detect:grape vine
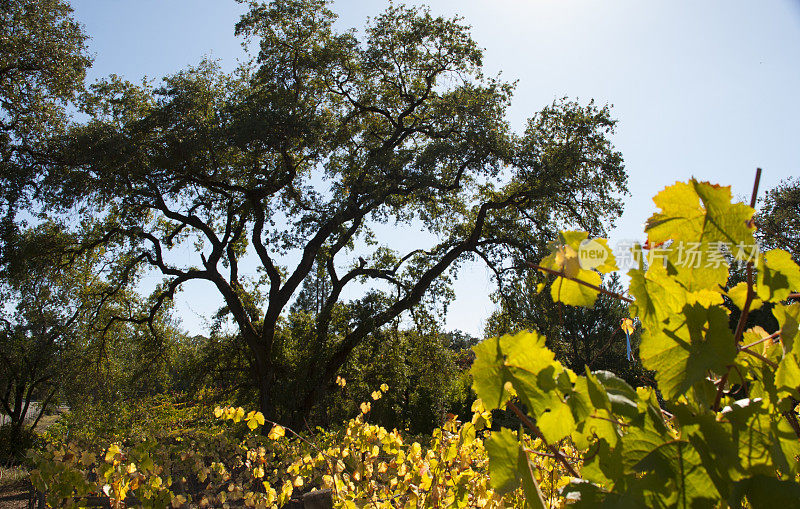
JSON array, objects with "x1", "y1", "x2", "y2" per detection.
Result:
[{"x1": 473, "y1": 175, "x2": 800, "y2": 507}]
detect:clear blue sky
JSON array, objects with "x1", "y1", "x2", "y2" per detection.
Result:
[{"x1": 70, "y1": 0, "x2": 800, "y2": 338}]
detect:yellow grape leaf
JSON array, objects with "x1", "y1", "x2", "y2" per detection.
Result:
[
  {"x1": 105, "y1": 444, "x2": 122, "y2": 463},
  {"x1": 645, "y1": 179, "x2": 755, "y2": 248},
  {"x1": 360, "y1": 401, "x2": 371, "y2": 413},
  {"x1": 727, "y1": 282, "x2": 763, "y2": 312},
  {"x1": 554, "y1": 244, "x2": 581, "y2": 278},
  {"x1": 336, "y1": 376, "x2": 346, "y2": 387},
  {"x1": 380, "y1": 383, "x2": 389, "y2": 392},
  {"x1": 538, "y1": 231, "x2": 614, "y2": 307},
  {"x1": 371, "y1": 391, "x2": 382, "y2": 400},
  {"x1": 268, "y1": 424, "x2": 285, "y2": 440},
  {"x1": 245, "y1": 411, "x2": 265, "y2": 430},
  {"x1": 232, "y1": 406, "x2": 245, "y2": 423},
  {"x1": 213, "y1": 406, "x2": 224, "y2": 418}
]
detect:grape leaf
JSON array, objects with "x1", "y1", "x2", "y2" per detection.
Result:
[
  {"x1": 633, "y1": 439, "x2": 718, "y2": 508},
  {"x1": 539, "y1": 231, "x2": 613, "y2": 307},
  {"x1": 727, "y1": 282, "x2": 763, "y2": 312},
  {"x1": 628, "y1": 265, "x2": 684, "y2": 329},
  {"x1": 485, "y1": 428, "x2": 520, "y2": 494},
  {"x1": 537, "y1": 401, "x2": 575, "y2": 443},
  {"x1": 645, "y1": 180, "x2": 755, "y2": 249},
  {"x1": 639, "y1": 303, "x2": 736, "y2": 399},
  {"x1": 663, "y1": 241, "x2": 729, "y2": 293},
  {"x1": 775, "y1": 353, "x2": 800, "y2": 400},
  {"x1": 731, "y1": 475, "x2": 800, "y2": 507},
  {"x1": 774, "y1": 303, "x2": 800, "y2": 355},
  {"x1": 471, "y1": 330, "x2": 567, "y2": 417},
  {"x1": 757, "y1": 249, "x2": 800, "y2": 303},
  {"x1": 518, "y1": 447, "x2": 548, "y2": 509}
]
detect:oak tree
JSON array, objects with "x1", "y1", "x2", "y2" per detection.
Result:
[
  {"x1": 45, "y1": 0, "x2": 627, "y2": 424},
  {"x1": 0, "y1": 0, "x2": 91, "y2": 262}
]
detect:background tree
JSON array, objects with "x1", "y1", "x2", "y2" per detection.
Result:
[
  {"x1": 296, "y1": 307, "x2": 477, "y2": 433},
  {"x1": 756, "y1": 177, "x2": 799, "y2": 261},
  {"x1": 0, "y1": 224, "x2": 81, "y2": 433},
  {"x1": 0, "y1": 0, "x2": 91, "y2": 264},
  {"x1": 44, "y1": 0, "x2": 627, "y2": 425},
  {"x1": 0, "y1": 223, "x2": 180, "y2": 434}
]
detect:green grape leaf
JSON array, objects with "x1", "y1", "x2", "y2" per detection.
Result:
[
  {"x1": 756, "y1": 249, "x2": 800, "y2": 303},
  {"x1": 730, "y1": 475, "x2": 800, "y2": 507},
  {"x1": 727, "y1": 282, "x2": 763, "y2": 312},
  {"x1": 720, "y1": 398, "x2": 786, "y2": 475},
  {"x1": 774, "y1": 303, "x2": 800, "y2": 355},
  {"x1": 633, "y1": 439, "x2": 719, "y2": 508},
  {"x1": 518, "y1": 447, "x2": 548, "y2": 509},
  {"x1": 559, "y1": 480, "x2": 608, "y2": 507},
  {"x1": 485, "y1": 428, "x2": 520, "y2": 494},
  {"x1": 567, "y1": 378, "x2": 595, "y2": 423},
  {"x1": 583, "y1": 409, "x2": 621, "y2": 449},
  {"x1": 639, "y1": 303, "x2": 736, "y2": 399},
  {"x1": 593, "y1": 370, "x2": 639, "y2": 419},
  {"x1": 772, "y1": 412, "x2": 800, "y2": 477},
  {"x1": 470, "y1": 335, "x2": 514, "y2": 411},
  {"x1": 471, "y1": 331, "x2": 568, "y2": 419},
  {"x1": 645, "y1": 179, "x2": 755, "y2": 249},
  {"x1": 585, "y1": 368, "x2": 611, "y2": 412},
  {"x1": 628, "y1": 265, "x2": 685, "y2": 329},
  {"x1": 672, "y1": 403, "x2": 743, "y2": 497},
  {"x1": 538, "y1": 401, "x2": 575, "y2": 443},
  {"x1": 663, "y1": 241, "x2": 729, "y2": 293},
  {"x1": 581, "y1": 439, "x2": 625, "y2": 487},
  {"x1": 775, "y1": 353, "x2": 800, "y2": 400}
]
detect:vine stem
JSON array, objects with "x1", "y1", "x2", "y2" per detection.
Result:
[
  {"x1": 739, "y1": 330, "x2": 781, "y2": 351},
  {"x1": 508, "y1": 401, "x2": 581, "y2": 478},
  {"x1": 713, "y1": 168, "x2": 762, "y2": 412},
  {"x1": 738, "y1": 346, "x2": 778, "y2": 369},
  {"x1": 526, "y1": 262, "x2": 633, "y2": 303},
  {"x1": 732, "y1": 261, "x2": 756, "y2": 344}
]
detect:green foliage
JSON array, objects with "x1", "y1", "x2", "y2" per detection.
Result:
[
  {"x1": 0, "y1": 422, "x2": 40, "y2": 464},
  {"x1": 189, "y1": 305, "x2": 476, "y2": 434},
  {"x1": 46, "y1": 393, "x2": 220, "y2": 447},
  {"x1": 322, "y1": 323, "x2": 475, "y2": 434},
  {"x1": 473, "y1": 178, "x2": 800, "y2": 507},
  {"x1": 0, "y1": 219, "x2": 190, "y2": 438},
  {"x1": 757, "y1": 177, "x2": 800, "y2": 261},
  {"x1": 0, "y1": 0, "x2": 91, "y2": 260}
]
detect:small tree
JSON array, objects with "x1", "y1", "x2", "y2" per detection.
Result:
[{"x1": 0, "y1": 224, "x2": 85, "y2": 432}]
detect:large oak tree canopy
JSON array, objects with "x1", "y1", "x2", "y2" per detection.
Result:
[
  {"x1": 45, "y1": 0, "x2": 627, "y2": 423},
  {"x1": 0, "y1": 0, "x2": 92, "y2": 262}
]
